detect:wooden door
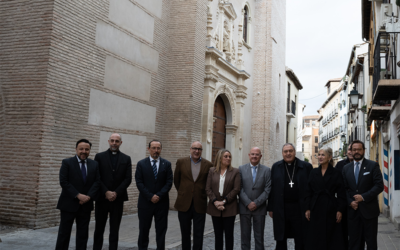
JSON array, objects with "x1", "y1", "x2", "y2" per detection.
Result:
[{"x1": 212, "y1": 96, "x2": 226, "y2": 163}]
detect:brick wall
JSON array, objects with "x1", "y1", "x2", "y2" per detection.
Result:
[
  {"x1": 0, "y1": 0, "x2": 54, "y2": 228},
  {"x1": 161, "y1": 0, "x2": 208, "y2": 207}
]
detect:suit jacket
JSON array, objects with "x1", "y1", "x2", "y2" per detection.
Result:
[
  {"x1": 238, "y1": 163, "x2": 271, "y2": 215},
  {"x1": 174, "y1": 157, "x2": 213, "y2": 213},
  {"x1": 94, "y1": 150, "x2": 132, "y2": 202},
  {"x1": 342, "y1": 158, "x2": 384, "y2": 219},
  {"x1": 56, "y1": 156, "x2": 101, "y2": 213},
  {"x1": 267, "y1": 158, "x2": 313, "y2": 241},
  {"x1": 335, "y1": 157, "x2": 351, "y2": 174},
  {"x1": 135, "y1": 157, "x2": 173, "y2": 210},
  {"x1": 205, "y1": 167, "x2": 241, "y2": 217}
]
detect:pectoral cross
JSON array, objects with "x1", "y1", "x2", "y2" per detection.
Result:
[{"x1": 289, "y1": 181, "x2": 294, "y2": 188}]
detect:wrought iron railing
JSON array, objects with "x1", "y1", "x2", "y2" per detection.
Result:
[
  {"x1": 349, "y1": 125, "x2": 365, "y2": 144},
  {"x1": 373, "y1": 32, "x2": 395, "y2": 105}
]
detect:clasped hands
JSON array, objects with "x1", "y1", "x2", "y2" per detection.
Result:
[
  {"x1": 247, "y1": 201, "x2": 257, "y2": 212},
  {"x1": 106, "y1": 191, "x2": 117, "y2": 202},
  {"x1": 350, "y1": 194, "x2": 364, "y2": 210},
  {"x1": 77, "y1": 193, "x2": 91, "y2": 205},
  {"x1": 151, "y1": 194, "x2": 160, "y2": 204},
  {"x1": 305, "y1": 210, "x2": 342, "y2": 223},
  {"x1": 214, "y1": 200, "x2": 225, "y2": 211}
]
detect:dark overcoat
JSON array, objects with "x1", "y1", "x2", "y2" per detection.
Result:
[
  {"x1": 267, "y1": 158, "x2": 313, "y2": 241},
  {"x1": 305, "y1": 165, "x2": 346, "y2": 250}
]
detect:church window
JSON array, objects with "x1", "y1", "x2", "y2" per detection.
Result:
[{"x1": 243, "y1": 6, "x2": 249, "y2": 42}]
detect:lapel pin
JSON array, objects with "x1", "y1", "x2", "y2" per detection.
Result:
[{"x1": 364, "y1": 167, "x2": 366, "y2": 169}]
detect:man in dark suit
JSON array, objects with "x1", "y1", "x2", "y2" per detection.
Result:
[
  {"x1": 335, "y1": 143, "x2": 362, "y2": 250},
  {"x1": 342, "y1": 140, "x2": 384, "y2": 250},
  {"x1": 267, "y1": 143, "x2": 313, "y2": 250},
  {"x1": 239, "y1": 147, "x2": 271, "y2": 250},
  {"x1": 174, "y1": 141, "x2": 213, "y2": 250},
  {"x1": 135, "y1": 140, "x2": 173, "y2": 250},
  {"x1": 93, "y1": 133, "x2": 132, "y2": 250},
  {"x1": 55, "y1": 139, "x2": 100, "y2": 250}
]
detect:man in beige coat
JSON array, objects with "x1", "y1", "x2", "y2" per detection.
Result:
[{"x1": 174, "y1": 141, "x2": 213, "y2": 250}]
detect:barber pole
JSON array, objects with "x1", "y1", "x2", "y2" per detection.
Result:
[{"x1": 383, "y1": 145, "x2": 389, "y2": 207}]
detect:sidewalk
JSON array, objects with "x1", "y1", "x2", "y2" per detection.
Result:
[
  {"x1": 0, "y1": 213, "x2": 399, "y2": 250},
  {"x1": 0, "y1": 211, "x2": 214, "y2": 250}
]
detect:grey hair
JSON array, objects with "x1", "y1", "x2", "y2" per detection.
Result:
[
  {"x1": 282, "y1": 143, "x2": 296, "y2": 151},
  {"x1": 319, "y1": 147, "x2": 334, "y2": 166}
]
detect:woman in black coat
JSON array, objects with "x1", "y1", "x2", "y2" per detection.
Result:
[{"x1": 305, "y1": 147, "x2": 346, "y2": 250}]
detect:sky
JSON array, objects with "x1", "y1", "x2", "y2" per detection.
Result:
[{"x1": 286, "y1": 0, "x2": 364, "y2": 116}]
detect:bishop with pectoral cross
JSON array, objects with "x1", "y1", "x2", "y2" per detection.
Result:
[{"x1": 267, "y1": 143, "x2": 313, "y2": 250}]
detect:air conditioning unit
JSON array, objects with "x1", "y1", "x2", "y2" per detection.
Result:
[{"x1": 380, "y1": 4, "x2": 393, "y2": 29}]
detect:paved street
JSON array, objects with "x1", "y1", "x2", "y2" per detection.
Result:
[{"x1": 0, "y1": 212, "x2": 398, "y2": 250}]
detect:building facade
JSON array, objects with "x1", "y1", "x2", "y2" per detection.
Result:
[
  {"x1": 301, "y1": 115, "x2": 319, "y2": 168},
  {"x1": 361, "y1": 0, "x2": 400, "y2": 228},
  {"x1": 0, "y1": 0, "x2": 287, "y2": 228},
  {"x1": 318, "y1": 78, "x2": 343, "y2": 165},
  {"x1": 285, "y1": 67, "x2": 303, "y2": 148}
]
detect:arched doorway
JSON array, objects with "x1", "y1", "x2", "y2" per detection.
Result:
[{"x1": 212, "y1": 96, "x2": 226, "y2": 163}]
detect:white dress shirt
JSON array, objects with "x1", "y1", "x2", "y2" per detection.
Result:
[
  {"x1": 219, "y1": 170, "x2": 227, "y2": 196},
  {"x1": 149, "y1": 156, "x2": 160, "y2": 172},
  {"x1": 76, "y1": 155, "x2": 88, "y2": 176}
]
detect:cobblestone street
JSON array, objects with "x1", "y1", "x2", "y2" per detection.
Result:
[{"x1": 3, "y1": 212, "x2": 399, "y2": 250}]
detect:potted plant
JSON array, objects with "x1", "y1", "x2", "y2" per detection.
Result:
[{"x1": 360, "y1": 105, "x2": 367, "y2": 113}]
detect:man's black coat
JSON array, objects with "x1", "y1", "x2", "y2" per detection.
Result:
[
  {"x1": 342, "y1": 158, "x2": 384, "y2": 219},
  {"x1": 135, "y1": 157, "x2": 173, "y2": 210},
  {"x1": 335, "y1": 157, "x2": 351, "y2": 173},
  {"x1": 56, "y1": 156, "x2": 100, "y2": 212},
  {"x1": 94, "y1": 150, "x2": 132, "y2": 202},
  {"x1": 267, "y1": 158, "x2": 313, "y2": 241}
]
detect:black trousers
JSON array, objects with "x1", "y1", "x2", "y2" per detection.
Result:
[
  {"x1": 55, "y1": 208, "x2": 91, "y2": 250},
  {"x1": 178, "y1": 201, "x2": 206, "y2": 250},
  {"x1": 348, "y1": 209, "x2": 378, "y2": 250},
  {"x1": 276, "y1": 202, "x2": 304, "y2": 250},
  {"x1": 211, "y1": 215, "x2": 236, "y2": 250},
  {"x1": 93, "y1": 200, "x2": 124, "y2": 250},
  {"x1": 138, "y1": 207, "x2": 168, "y2": 250}
]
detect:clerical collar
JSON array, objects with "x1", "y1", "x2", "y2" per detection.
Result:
[
  {"x1": 284, "y1": 161, "x2": 295, "y2": 166},
  {"x1": 108, "y1": 149, "x2": 119, "y2": 155}
]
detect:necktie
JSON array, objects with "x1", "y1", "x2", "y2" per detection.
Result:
[
  {"x1": 152, "y1": 160, "x2": 157, "y2": 179},
  {"x1": 252, "y1": 166, "x2": 257, "y2": 183},
  {"x1": 80, "y1": 161, "x2": 87, "y2": 183},
  {"x1": 355, "y1": 162, "x2": 360, "y2": 184}
]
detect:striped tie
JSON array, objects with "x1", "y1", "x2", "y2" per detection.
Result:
[{"x1": 152, "y1": 160, "x2": 157, "y2": 179}]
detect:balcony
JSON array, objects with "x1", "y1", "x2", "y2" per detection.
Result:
[
  {"x1": 334, "y1": 151, "x2": 339, "y2": 158},
  {"x1": 334, "y1": 109, "x2": 338, "y2": 115},
  {"x1": 349, "y1": 125, "x2": 365, "y2": 144},
  {"x1": 340, "y1": 125, "x2": 344, "y2": 133},
  {"x1": 286, "y1": 99, "x2": 296, "y2": 119},
  {"x1": 334, "y1": 127, "x2": 339, "y2": 135},
  {"x1": 370, "y1": 32, "x2": 395, "y2": 121}
]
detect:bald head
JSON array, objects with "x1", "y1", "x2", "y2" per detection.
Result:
[
  {"x1": 108, "y1": 133, "x2": 122, "y2": 152},
  {"x1": 248, "y1": 147, "x2": 262, "y2": 165}
]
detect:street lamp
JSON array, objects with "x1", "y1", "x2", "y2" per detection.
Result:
[
  {"x1": 341, "y1": 134, "x2": 346, "y2": 143},
  {"x1": 349, "y1": 89, "x2": 359, "y2": 108}
]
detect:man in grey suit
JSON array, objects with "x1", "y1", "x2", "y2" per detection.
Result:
[{"x1": 239, "y1": 147, "x2": 271, "y2": 250}]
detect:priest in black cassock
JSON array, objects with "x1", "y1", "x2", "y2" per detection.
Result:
[
  {"x1": 267, "y1": 143, "x2": 313, "y2": 250},
  {"x1": 305, "y1": 147, "x2": 346, "y2": 250}
]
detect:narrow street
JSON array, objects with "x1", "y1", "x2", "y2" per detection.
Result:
[{"x1": 1, "y1": 211, "x2": 398, "y2": 250}]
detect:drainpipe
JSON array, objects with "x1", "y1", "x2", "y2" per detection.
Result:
[{"x1": 375, "y1": 121, "x2": 381, "y2": 162}]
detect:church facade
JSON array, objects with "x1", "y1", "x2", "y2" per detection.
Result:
[{"x1": 0, "y1": 0, "x2": 286, "y2": 228}]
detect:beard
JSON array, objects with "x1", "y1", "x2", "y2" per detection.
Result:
[{"x1": 353, "y1": 153, "x2": 364, "y2": 161}]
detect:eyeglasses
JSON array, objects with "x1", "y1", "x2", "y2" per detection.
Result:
[{"x1": 191, "y1": 147, "x2": 203, "y2": 151}]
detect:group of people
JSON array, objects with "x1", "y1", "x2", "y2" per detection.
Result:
[{"x1": 54, "y1": 133, "x2": 384, "y2": 250}]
